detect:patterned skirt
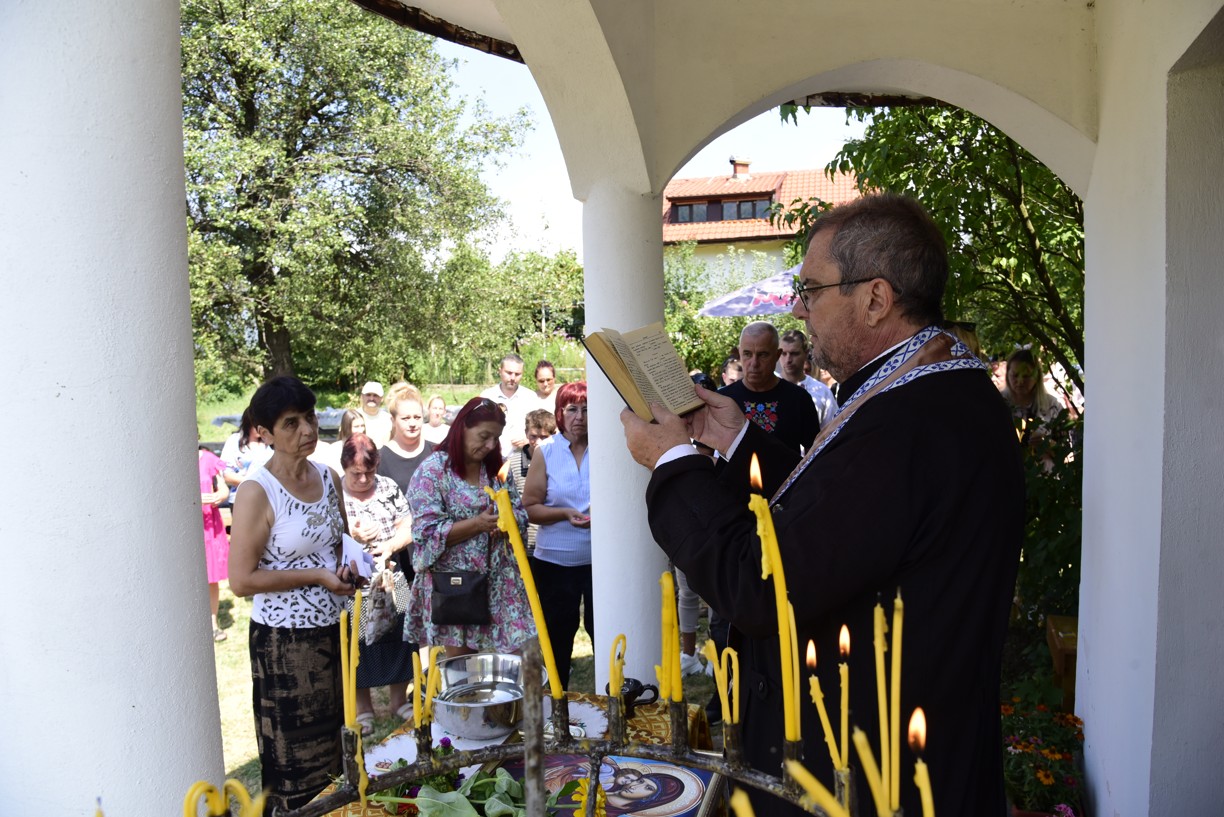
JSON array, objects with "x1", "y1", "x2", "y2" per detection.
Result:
[
  {"x1": 356, "y1": 611, "x2": 416, "y2": 688},
  {"x1": 249, "y1": 621, "x2": 342, "y2": 812}
]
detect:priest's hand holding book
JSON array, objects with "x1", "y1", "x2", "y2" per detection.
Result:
[{"x1": 620, "y1": 384, "x2": 747, "y2": 470}]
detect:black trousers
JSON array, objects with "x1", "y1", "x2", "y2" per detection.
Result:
[{"x1": 528, "y1": 557, "x2": 593, "y2": 689}]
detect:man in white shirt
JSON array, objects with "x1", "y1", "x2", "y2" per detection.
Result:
[
  {"x1": 480, "y1": 354, "x2": 541, "y2": 456},
  {"x1": 358, "y1": 380, "x2": 392, "y2": 446},
  {"x1": 777, "y1": 329, "x2": 838, "y2": 427}
]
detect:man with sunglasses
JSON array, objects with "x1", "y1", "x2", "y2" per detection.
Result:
[{"x1": 621, "y1": 194, "x2": 1024, "y2": 817}]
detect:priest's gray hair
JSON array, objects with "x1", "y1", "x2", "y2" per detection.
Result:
[{"x1": 808, "y1": 194, "x2": 947, "y2": 326}]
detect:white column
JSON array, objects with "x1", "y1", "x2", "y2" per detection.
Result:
[
  {"x1": 582, "y1": 180, "x2": 670, "y2": 693},
  {"x1": 0, "y1": 3, "x2": 224, "y2": 815}
]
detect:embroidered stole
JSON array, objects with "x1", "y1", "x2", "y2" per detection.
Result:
[{"x1": 770, "y1": 326, "x2": 986, "y2": 506}]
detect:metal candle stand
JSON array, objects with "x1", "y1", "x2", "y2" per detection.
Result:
[{"x1": 282, "y1": 638, "x2": 853, "y2": 817}]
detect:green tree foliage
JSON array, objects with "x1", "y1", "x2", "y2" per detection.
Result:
[
  {"x1": 407, "y1": 247, "x2": 585, "y2": 385},
  {"x1": 182, "y1": 0, "x2": 528, "y2": 396},
  {"x1": 777, "y1": 106, "x2": 1085, "y2": 394}
]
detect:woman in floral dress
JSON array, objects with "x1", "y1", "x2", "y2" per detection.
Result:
[{"x1": 405, "y1": 397, "x2": 536, "y2": 657}]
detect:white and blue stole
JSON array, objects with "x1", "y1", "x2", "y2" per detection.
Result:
[{"x1": 771, "y1": 326, "x2": 986, "y2": 506}]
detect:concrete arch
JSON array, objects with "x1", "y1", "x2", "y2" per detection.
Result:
[{"x1": 664, "y1": 58, "x2": 1097, "y2": 197}]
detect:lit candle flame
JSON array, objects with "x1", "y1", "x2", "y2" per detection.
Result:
[
  {"x1": 908, "y1": 707, "x2": 927, "y2": 753},
  {"x1": 839, "y1": 625, "x2": 850, "y2": 657},
  {"x1": 749, "y1": 454, "x2": 762, "y2": 491},
  {"x1": 497, "y1": 461, "x2": 510, "y2": 482},
  {"x1": 806, "y1": 639, "x2": 817, "y2": 669}
]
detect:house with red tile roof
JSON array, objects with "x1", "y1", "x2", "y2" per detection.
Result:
[{"x1": 662, "y1": 156, "x2": 860, "y2": 278}]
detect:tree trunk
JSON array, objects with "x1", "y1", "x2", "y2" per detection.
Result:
[{"x1": 257, "y1": 310, "x2": 295, "y2": 378}]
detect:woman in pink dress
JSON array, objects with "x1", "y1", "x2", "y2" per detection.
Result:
[{"x1": 199, "y1": 443, "x2": 231, "y2": 641}]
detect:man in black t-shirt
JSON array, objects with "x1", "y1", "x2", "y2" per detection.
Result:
[{"x1": 718, "y1": 321, "x2": 820, "y2": 453}]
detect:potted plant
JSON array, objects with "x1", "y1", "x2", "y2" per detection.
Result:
[{"x1": 1001, "y1": 697, "x2": 1085, "y2": 816}]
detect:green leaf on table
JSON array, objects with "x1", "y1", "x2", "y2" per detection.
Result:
[
  {"x1": 481, "y1": 791, "x2": 521, "y2": 817},
  {"x1": 411, "y1": 785, "x2": 480, "y2": 817}
]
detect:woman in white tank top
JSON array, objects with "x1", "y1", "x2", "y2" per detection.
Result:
[{"x1": 228, "y1": 377, "x2": 364, "y2": 812}]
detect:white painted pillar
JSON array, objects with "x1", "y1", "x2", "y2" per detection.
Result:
[
  {"x1": 0, "y1": 3, "x2": 224, "y2": 815},
  {"x1": 582, "y1": 180, "x2": 670, "y2": 693}
]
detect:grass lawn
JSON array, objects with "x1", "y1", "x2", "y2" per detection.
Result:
[{"x1": 213, "y1": 583, "x2": 718, "y2": 794}]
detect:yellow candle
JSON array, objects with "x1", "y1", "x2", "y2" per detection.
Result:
[
  {"x1": 890, "y1": 591, "x2": 904, "y2": 811},
  {"x1": 422, "y1": 646, "x2": 444, "y2": 723},
  {"x1": 852, "y1": 726, "x2": 889, "y2": 817},
  {"x1": 223, "y1": 779, "x2": 267, "y2": 817},
  {"x1": 339, "y1": 609, "x2": 352, "y2": 725},
  {"x1": 95, "y1": 798, "x2": 104, "y2": 817},
  {"x1": 729, "y1": 789, "x2": 757, "y2": 817},
  {"x1": 789, "y1": 602, "x2": 801, "y2": 738},
  {"x1": 609, "y1": 634, "x2": 626, "y2": 699},
  {"x1": 661, "y1": 571, "x2": 683, "y2": 702},
  {"x1": 839, "y1": 625, "x2": 850, "y2": 772},
  {"x1": 702, "y1": 639, "x2": 730, "y2": 725},
  {"x1": 412, "y1": 651, "x2": 424, "y2": 728},
  {"x1": 729, "y1": 647, "x2": 741, "y2": 724},
  {"x1": 183, "y1": 781, "x2": 219, "y2": 817},
  {"x1": 784, "y1": 759, "x2": 851, "y2": 817},
  {"x1": 914, "y1": 758, "x2": 935, "y2": 817},
  {"x1": 658, "y1": 572, "x2": 673, "y2": 701},
  {"x1": 486, "y1": 481, "x2": 563, "y2": 698},
  {"x1": 748, "y1": 455, "x2": 797, "y2": 741},
  {"x1": 806, "y1": 640, "x2": 842, "y2": 768},
  {"x1": 910, "y1": 708, "x2": 935, "y2": 817},
  {"x1": 873, "y1": 602, "x2": 890, "y2": 797},
  {"x1": 350, "y1": 589, "x2": 363, "y2": 728}
]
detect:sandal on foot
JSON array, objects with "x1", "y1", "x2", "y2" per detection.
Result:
[
  {"x1": 355, "y1": 711, "x2": 375, "y2": 736},
  {"x1": 395, "y1": 703, "x2": 414, "y2": 722},
  {"x1": 213, "y1": 628, "x2": 227, "y2": 643}
]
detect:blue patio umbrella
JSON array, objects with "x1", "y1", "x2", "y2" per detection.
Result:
[{"x1": 696, "y1": 264, "x2": 799, "y2": 317}]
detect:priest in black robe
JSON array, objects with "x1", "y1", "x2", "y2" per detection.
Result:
[{"x1": 621, "y1": 194, "x2": 1024, "y2": 817}]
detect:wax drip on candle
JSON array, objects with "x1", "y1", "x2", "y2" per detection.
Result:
[{"x1": 807, "y1": 639, "x2": 842, "y2": 768}]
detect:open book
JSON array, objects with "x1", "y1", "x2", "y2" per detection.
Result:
[{"x1": 583, "y1": 322, "x2": 704, "y2": 421}]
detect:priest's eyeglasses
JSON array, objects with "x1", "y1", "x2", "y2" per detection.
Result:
[{"x1": 790, "y1": 275, "x2": 900, "y2": 309}]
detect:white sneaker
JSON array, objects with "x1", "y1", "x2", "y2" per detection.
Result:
[{"x1": 680, "y1": 653, "x2": 707, "y2": 677}]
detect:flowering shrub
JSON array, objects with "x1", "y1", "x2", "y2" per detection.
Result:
[{"x1": 1001, "y1": 698, "x2": 1084, "y2": 814}]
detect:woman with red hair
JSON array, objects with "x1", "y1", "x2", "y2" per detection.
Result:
[
  {"x1": 403, "y1": 397, "x2": 536, "y2": 657},
  {"x1": 522, "y1": 381, "x2": 592, "y2": 688}
]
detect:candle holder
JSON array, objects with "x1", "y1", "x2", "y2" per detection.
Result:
[
  {"x1": 669, "y1": 698, "x2": 689, "y2": 756},
  {"x1": 277, "y1": 631, "x2": 925, "y2": 817},
  {"x1": 521, "y1": 641, "x2": 546, "y2": 815},
  {"x1": 340, "y1": 726, "x2": 361, "y2": 794},
  {"x1": 549, "y1": 690, "x2": 572, "y2": 746},
  {"x1": 721, "y1": 720, "x2": 744, "y2": 768},
  {"x1": 781, "y1": 738, "x2": 805, "y2": 792},
  {"x1": 607, "y1": 694, "x2": 626, "y2": 744},
  {"x1": 835, "y1": 765, "x2": 857, "y2": 815}
]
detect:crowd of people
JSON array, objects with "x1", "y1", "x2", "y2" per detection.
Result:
[
  {"x1": 198, "y1": 359, "x2": 586, "y2": 810},
  {"x1": 196, "y1": 194, "x2": 1080, "y2": 813}
]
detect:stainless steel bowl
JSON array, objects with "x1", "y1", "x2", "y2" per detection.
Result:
[
  {"x1": 435, "y1": 653, "x2": 549, "y2": 693},
  {"x1": 435, "y1": 653, "x2": 527, "y2": 692},
  {"x1": 433, "y1": 680, "x2": 523, "y2": 740},
  {"x1": 430, "y1": 653, "x2": 549, "y2": 740}
]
